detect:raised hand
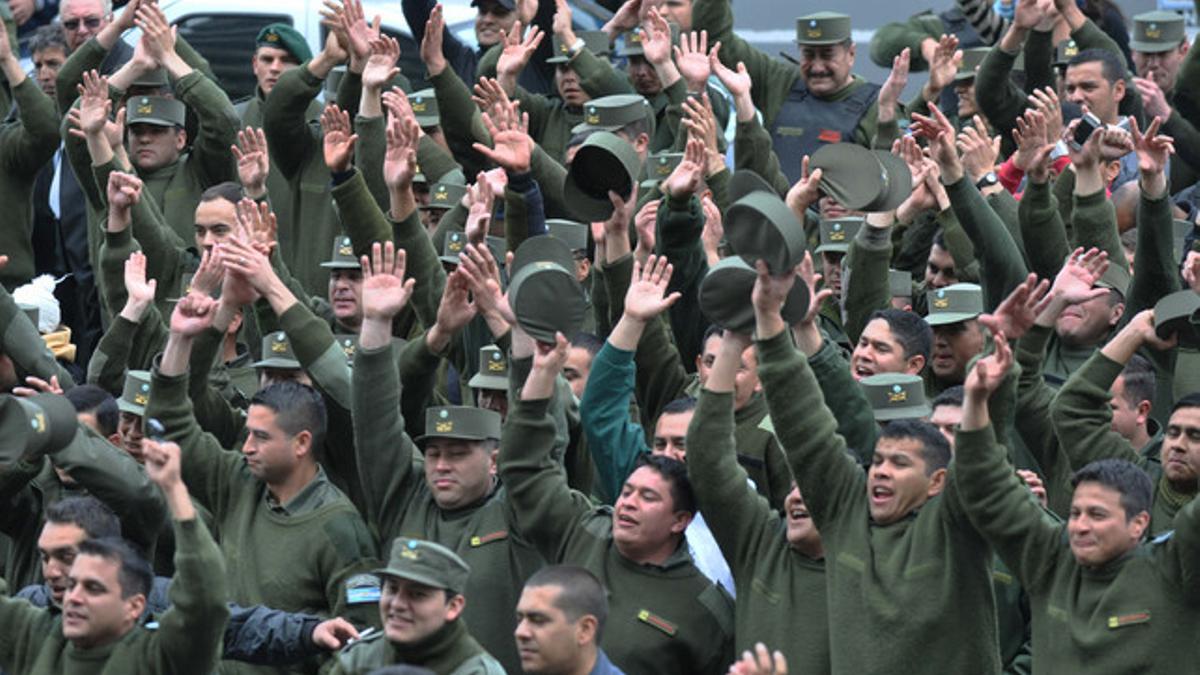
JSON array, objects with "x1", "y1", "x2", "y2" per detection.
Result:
[
  {"x1": 663, "y1": 136, "x2": 706, "y2": 198},
  {"x1": 75, "y1": 70, "x2": 111, "y2": 138},
  {"x1": 602, "y1": 183, "x2": 640, "y2": 242},
  {"x1": 360, "y1": 240, "x2": 415, "y2": 321},
  {"x1": 552, "y1": 0, "x2": 577, "y2": 47},
  {"x1": 123, "y1": 251, "x2": 158, "y2": 313},
  {"x1": 434, "y1": 268, "x2": 478, "y2": 335},
  {"x1": 910, "y1": 101, "x2": 962, "y2": 181},
  {"x1": 143, "y1": 439, "x2": 184, "y2": 490},
  {"x1": 457, "y1": 242, "x2": 516, "y2": 324},
  {"x1": 421, "y1": 4, "x2": 448, "y2": 76},
  {"x1": 603, "y1": 0, "x2": 643, "y2": 37},
  {"x1": 964, "y1": 331, "x2": 1013, "y2": 398},
  {"x1": 751, "y1": 259, "x2": 797, "y2": 332},
  {"x1": 701, "y1": 193, "x2": 723, "y2": 264},
  {"x1": 1027, "y1": 86, "x2": 1063, "y2": 143},
  {"x1": 956, "y1": 116, "x2": 1000, "y2": 183},
  {"x1": 641, "y1": 8, "x2": 673, "y2": 67},
  {"x1": 473, "y1": 99, "x2": 533, "y2": 173},
  {"x1": 1012, "y1": 109, "x2": 1055, "y2": 182},
  {"x1": 1129, "y1": 115, "x2": 1174, "y2": 178},
  {"x1": 925, "y1": 34, "x2": 961, "y2": 96},
  {"x1": 362, "y1": 35, "x2": 401, "y2": 91},
  {"x1": 624, "y1": 254, "x2": 680, "y2": 321},
  {"x1": 785, "y1": 155, "x2": 823, "y2": 219},
  {"x1": 633, "y1": 197, "x2": 660, "y2": 264},
  {"x1": 12, "y1": 375, "x2": 65, "y2": 398},
  {"x1": 337, "y1": 0, "x2": 382, "y2": 69},
  {"x1": 978, "y1": 273, "x2": 1052, "y2": 341},
  {"x1": 317, "y1": 3, "x2": 352, "y2": 66},
  {"x1": 134, "y1": 2, "x2": 177, "y2": 65},
  {"x1": 877, "y1": 47, "x2": 910, "y2": 123},
  {"x1": 795, "y1": 251, "x2": 833, "y2": 327},
  {"x1": 496, "y1": 22, "x2": 544, "y2": 81},
  {"x1": 681, "y1": 93, "x2": 725, "y2": 174},
  {"x1": 232, "y1": 127, "x2": 270, "y2": 198},
  {"x1": 1183, "y1": 250, "x2": 1200, "y2": 293},
  {"x1": 1012, "y1": 0, "x2": 1051, "y2": 30},
  {"x1": 464, "y1": 174, "x2": 495, "y2": 244},
  {"x1": 189, "y1": 247, "x2": 224, "y2": 298},
  {"x1": 1051, "y1": 247, "x2": 1110, "y2": 305},
  {"x1": 675, "y1": 30, "x2": 712, "y2": 91},
  {"x1": 1063, "y1": 115, "x2": 1103, "y2": 168},
  {"x1": 170, "y1": 292, "x2": 218, "y2": 337},
  {"x1": 321, "y1": 105, "x2": 358, "y2": 174},
  {"x1": 709, "y1": 44, "x2": 753, "y2": 121},
  {"x1": 106, "y1": 171, "x2": 143, "y2": 216}
]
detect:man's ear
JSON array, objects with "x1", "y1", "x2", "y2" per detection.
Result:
[
  {"x1": 925, "y1": 466, "x2": 948, "y2": 498},
  {"x1": 1113, "y1": 77, "x2": 1126, "y2": 103}
]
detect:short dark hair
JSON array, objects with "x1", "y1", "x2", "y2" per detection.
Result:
[
  {"x1": 930, "y1": 385, "x2": 964, "y2": 411},
  {"x1": 660, "y1": 396, "x2": 697, "y2": 416},
  {"x1": 250, "y1": 381, "x2": 327, "y2": 449},
  {"x1": 932, "y1": 229, "x2": 948, "y2": 250},
  {"x1": 866, "y1": 308, "x2": 933, "y2": 362},
  {"x1": 1116, "y1": 355, "x2": 1155, "y2": 408},
  {"x1": 76, "y1": 537, "x2": 154, "y2": 599},
  {"x1": 1067, "y1": 48, "x2": 1127, "y2": 85},
  {"x1": 615, "y1": 116, "x2": 652, "y2": 143},
  {"x1": 1170, "y1": 391, "x2": 1200, "y2": 415},
  {"x1": 1070, "y1": 459, "x2": 1152, "y2": 521},
  {"x1": 634, "y1": 453, "x2": 696, "y2": 515},
  {"x1": 45, "y1": 496, "x2": 121, "y2": 540},
  {"x1": 878, "y1": 419, "x2": 952, "y2": 474},
  {"x1": 64, "y1": 384, "x2": 119, "y2": 437},
  {"x1": 570, "y1": 332, "x2": 604, "y2": 357},
  {"x1": 200, "y1": 181, "x2": 244, "y2": 206},
  {"x1": 702, "y1": 324, "x2": 724, "y2": 345},
  {"x1": 525, "y1": 565, "x2": 609, "y2": 640},
  {"x1": 29, "y1": 24, "x2": 69, "y2": 55}
]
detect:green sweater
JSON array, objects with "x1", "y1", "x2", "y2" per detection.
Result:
[
  {"x1": 351, "y1": 341, "x2": 544, "y2": 674},
  {"x1": 687, "y1": 389, "x2": 829, "y2": 673},
  {"x1": 955, "y1": 423, "x2": 1200, "y2": 674},
  {"x1": 0, "y1": 78, "x2": 62, "y2": 289},
  {"x1": 501, "y1": 396, "x2": 735, "y2": 675},
  {"x1": 263, "y1": 65, "x2": 346, "y2": 296},
  {"x1": 0, "y1": 517, "x2": 228, "y2": 675},
  {"x1": 146, "y1": 369, "x2": 378, "y2": 674},
  {"x1": 755, "y1": 329, "x2": 1000, "y2": 674},
  {"x1": 1051, "y1": 351, "x2": 1193, "y2": 534},
  {"x1": 331, "y1": 619, "x2": 505, "y2": 675}
]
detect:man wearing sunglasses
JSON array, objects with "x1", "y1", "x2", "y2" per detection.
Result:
[{"x1": 59, "y1": 0, "x2": 111, "y2": 53}]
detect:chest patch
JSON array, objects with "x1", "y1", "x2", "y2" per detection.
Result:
[
  {"x1": 1107, "y1": 611, "x2": 1151, "y2": 629},
  {"x1": 637, "y1": 609, "x2": 677, "y2": 636}
]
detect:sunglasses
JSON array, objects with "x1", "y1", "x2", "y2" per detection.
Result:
[{"x1": 63, "y1": 17, "x2": 103, "y2": 30}]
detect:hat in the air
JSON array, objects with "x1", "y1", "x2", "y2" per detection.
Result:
[
  {"x1": 0, "y1": 393, "x2": 78, "y2": 466},
  {"x1": 507, "y1": 235, "x2": 588, "y2": 342},
  {"x1": 1153, "y1": 289, "x2": 1200, "y2": 346},
  {"x1": 563, "y1": 131, "x2": 643, "y2": 222},
  {"x1": 699, "y1": 256, "x2": 811, "y2": 333},
  {"x1": 725, "y1": 191, "x2": 808, "y2": 274}
]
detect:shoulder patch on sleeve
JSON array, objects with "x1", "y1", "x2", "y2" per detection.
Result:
[{"x1": 345, "y1": 574, "x2": 381, "y2": 604}]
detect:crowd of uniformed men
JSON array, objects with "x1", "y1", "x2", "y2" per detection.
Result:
[{"x1": 1, "y1": 0, "x2": 1200, "y2": 672}]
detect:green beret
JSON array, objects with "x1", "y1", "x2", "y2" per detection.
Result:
[{"x1": 257, "y1": 23, "x2": 312, "y2": 63}]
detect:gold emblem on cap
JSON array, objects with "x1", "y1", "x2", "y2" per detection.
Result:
[
  {"x1": 435, "y1": 420, "x2": 454, "y2": 432},
  {"x1": 401, "y1": 547, "x2": 420, "y2": 560},
  {"x1": 806, "y1": 19, "x2": 822, "y2": 39},
  {"x1": 487, "y1": 358, "x2": 505, "y2": 372},
  {"x1": 266, "y1": 32, "x2": 279, "y2": 42},
  {"x1": 271, "y1": 340, "x2": 288, "y2": 353},
  {"x1": 586, "y1": 113, "x2": 600, "y2": 125},
  {"x1": 134, "y1": 393, "x2": 149, "y2": 406},
  {"x1": 830, "y1": 231, "x2": 846, "y2": 241},
  {"x1": 338, "y1": 244, "x2": 353, "y2": 256},
  {"x1": 412, "y1": 101, "x2": 427, "y2": 112},
  {"x1": 887, "y1": 387, "x2": 908, "y2": 403},
  {"x1": 1146, "y1": 24, "x2": 1161, "y2": 38},
  {"x1": 137, "y1": 102, "x2": 153, "y2": 115},
  {"x1": 933, "y1": 298, "x2": 950, "y2": 309},
  {"x1": 32, "y1": 412, "x2": 45, "y2": 432}
]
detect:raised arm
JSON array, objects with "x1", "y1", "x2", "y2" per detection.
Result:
[{"x1": 264, "y1": 33, "x2": 347, "y2": 179}]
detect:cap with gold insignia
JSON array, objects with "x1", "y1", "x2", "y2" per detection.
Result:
[
  {"x1": 320, "y1": 236, "x2": 362, "y2": 270},
  {"x1": 810, "y1": 143, "x2": 911, "y2": 211},
  {"x1": 924, "y1": 283, "x2": 984, "y2": 326},
  {"x1": 795, "y1": 12, "x2": 851, "y2": 46},
  {"x1": 0, "y1": 393, "x2": 80, "y2": 466},
  {"x1": 415, "y1": 406, "x2": 502, "y2": 444},
  {"x1": 1130, "y1": 11, "x2": 1185, "y2": 53},
  {"x1": 334, "y1": 335, "x2": 359, "y2": 363},
  {"x1": 18, "y1": 303, "x2": 39, "y2": 330},
  {"x1": 617, "y1": 26, "x2": 648, "y2": 57},
  {"x1": 548, "y1": 30, "x2": 611, "y2": 63},
  {"x1": 1053, "y1": 39, "x2": 1080, "y2": 67},
  {"x1": 546, "y1": 219, "x2": 589, "y2": 253},
  {"x1": 424, "y1": 181, "x2": 467, "y2": 211},
  {"x1": 725, "y1": 191, "x2": 808, "y2": 274},
  {"x1": 1153, "y1": 289, "x2": 1200, "y2": 346},
  {"x1": 375, "y1": 538, "x2": 471, "y2": 594},
  {"x1": 131, "y1": 68, "x2": 170, "y2": 89},
  {"x1": 440, "y1": 231, "x2": 469, "y2": 266},
  {"x1": 640, "y1": 152, "x2": 684, "y2": 190},
  {"x1": 257, "y1": 23, "x2": 313, "y2": 63},
  {"x1": 564, "y1": 131, "x2": 643, "y2": 222},
  {"x1": 408, "y1": 88, "x2": 441, "y2": 128},
  {"x1": 699, "y1": 256, "x2": 810, "y2": 333},
  {"x1": 814, "y1": 217, "x2": 864, "y2": 255},
  {"x1": 507, "y1": 236, "x2": 588, "y2": 342},
  {"x1": 954, "y1": 47, "x2": 991, "y2": 83},
  {"x1": 252, "y1": 332, "x2": 302, "y2": 370},
  {"x1": 861, "y1": 373, "x2": 931, "y2": 421},
  {"x1": 127, "y1": 96, "x2": 186, "y2": 128},
  {"x1": 889, "y1": 269, "x2": 913, "y2": 299},
  {"x1": 571, "y1": 94, "x2": 654, "y2": 135},
  {"x1": 468, "y1": 345, "x2": 509, "y2": 391},
  {"x1": 117, "y1": 370, "x2": 153, "y2": 417}
]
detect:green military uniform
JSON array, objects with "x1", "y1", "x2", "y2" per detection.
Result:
[
  {"x1": 351, "y1": 342, "x2": 544, "y2": 674},
  {"x1": 0, "y1": 76, "x2": 62, "y2": 289},
  {"x1": 695, "y1": 5, "x2": 893, "y2": 185},
  {"x1": 145, "y1": 368, "x2": 379, "y2": 675},
  {"x1": 956, "y1": 422, "x2": 1200, "y2": 673},
  {"x1": 0, "y1": 515, "x2": 229, "y2": 675},
  {"x1": 500, "y1": 393, "x2": 736, "y2": 674},
  {"x1": 755, "y1": 328, "x2": 1000, "y2": 674},
  {"x1": 332, "y1": 538, "x2": 506, "y2": 675},
  {"x1": 687, "y1": 389, "x2": 830, "y2": 673}
]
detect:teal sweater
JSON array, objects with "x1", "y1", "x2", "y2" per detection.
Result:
[{"x1": 756, "y1": 329, "x2": 1000, "y2": 674}]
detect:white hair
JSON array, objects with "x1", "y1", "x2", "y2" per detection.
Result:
[{"x1": 59, "y1": 0, "x2": 113, "y2": 21}]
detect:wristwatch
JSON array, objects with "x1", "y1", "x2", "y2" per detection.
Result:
[{"x1": 975, "y1": 171, "x2": 999, "y2": 191}]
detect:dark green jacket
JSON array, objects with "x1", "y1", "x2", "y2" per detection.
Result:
[
  {"x1": 500, "y1": 395, "x2": 736, "y2": 675},
  {"x1": 0, "y1": 78, "x2": 62, "y2": 289},
  {"x1": 0, "y1": 517, "x2": 229, "y2": 675},
  {"x1": 687, "y1": 389, "x2": 829, "y2": 673},
  {"x1": 955, "y1": 423, "x2": 1200, "y2": 674},
  {"x1": 756, "y1": 328, "x2": 1000, "y2": 674}
]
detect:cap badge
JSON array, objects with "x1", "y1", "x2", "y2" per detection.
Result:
[
  {"x1": 31, "y1": 413, "x2": 44, "y2": 432},
  {"x1": 1146, "y1": 24, "x2": 1160, "y2": 38},
  {"x1": 136, "y1": 100, "x2": 153, "y2": 115},
  {"x1": 266, "y1": 32, "x2": 279, "y2": 42},
  {"x1": 586, "y1": 107, "x2": 600, "y2": 125},
  {"x1": 134, "y1": 393, "x2": 149, "y2": 406},
  {"x1": 887, "y1": 384, "x2": 908, "y2": 403},
  {"x1": 435, "y1": 420, "x2": 454, "y2": 433},
  {"x1": 271, "y1": 340, "x2": 288, "y2": 353}
]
